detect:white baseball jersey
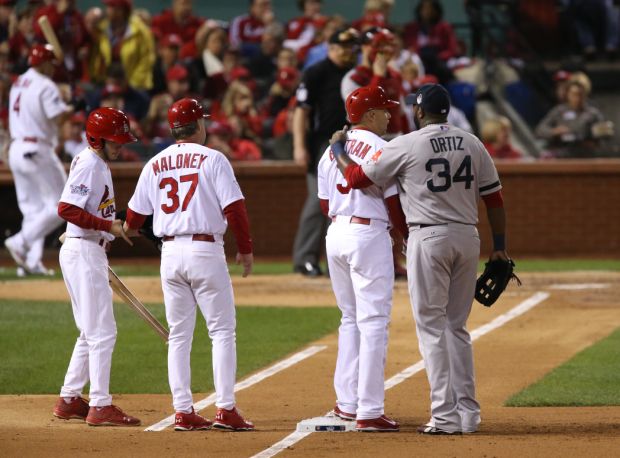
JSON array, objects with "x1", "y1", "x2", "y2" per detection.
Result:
[
  {"x1": 318, "y1": 128, "x2": 398, "y2": 222},
  {"x1": 362, "y1": 123, "x2": 501, "y2": 225},
  {"x1": 59, "y1": 148, "x2": 116, "y2": 242},
  {"x1": 9, "y1": 68, "x2": 68, "y2": 147},
  {"x1": 128, "y1": 143, "x2": 244, "y2": 237}
]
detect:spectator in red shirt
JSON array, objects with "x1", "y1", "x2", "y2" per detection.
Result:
[
  {"x1": 229, "y1": 0, "x2": 276, "y2": 58},
  {"x1": 402, "y1": 0, "x2": 458, "y2": 83},
  {"x1": 151, "y1": 33, "x2": 182, "y2": 95},
  {"x1": 214, "y1": 80, "x2": 264, "y2": 146},
  {"x1": 285, "y1": 0, "x2": 325, "y2": 62},
  {"x1": 207, "y1": 119, "x2": 262, "y2": 161},
  {"x1": 151, "y1": 0, "x2": 204, "y2": 45},
  {"x1": 262, "y1": 66, "x2": 300, "y2": 118},
  {"x1": 341, "y1": 27, "x2": 405, "y2": 135},
  {"x1": 351, "y1": 0, "x2": 394, "y2": 32},
  {"x1": 33, "y1": 0, "x2": 89, "y2": 82},
  {"x1": 8, "y1": 5, "x2": 35, "y2": 75},
  {"x1": 482, "y1": 116, "x2": 523, "y2": 160}
]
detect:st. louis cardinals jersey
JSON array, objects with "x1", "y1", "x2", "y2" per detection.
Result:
[
  {"x1": 60, "y1": 148, "x2": 116, "y2": 241},
  {"x1": 362, "y1": 123, "x2": 501, "y2": 225},
  {"x1": 128, "y1": 143, "x2": 244, "y2": 237},
  {"x1": 9, "y1": 68, "x2": 68, "y2": 146},
  {"x1": 318, "y1": 128, "x2": 398, "y2": 222}
]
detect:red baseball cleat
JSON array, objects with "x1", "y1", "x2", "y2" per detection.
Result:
[
  {"x1": 333, "y1": 405, "x2": 356, "y2": 421},
  {"x1": 85, "y1": 405, "x2": 141, "y2": 426},
  {"x1": 356, "y1": 415, "x2": 400, "y2": 432},
  {"x1": 53, "y1": 396, "x2": 90, "y2": 420},
  {"x1": 212, "y1": 407, "x2": 255, "y2": 431},
  {"x1": 174, "y1": 408, "x2": 213, "y2": 431}
]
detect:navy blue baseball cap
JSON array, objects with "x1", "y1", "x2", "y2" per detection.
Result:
[{"x1": 405, "y1": 84, "x2": 451, "y2": 116}]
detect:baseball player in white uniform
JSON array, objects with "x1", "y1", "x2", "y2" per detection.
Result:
[
  {"x1": 53, "y1": 107, "x2": 141, "y2": 427},
  {"x1": 318, "y1": 85, "x2": 407, "y2": 432},
  {"x1": 5, "y1": 44, "x2": 73, "y2": 275},
  {"x1": 329, "y1": 84, "x2": 509, "y2": 435},
  {"x1": 124, "y1": 98, "x2": 255, "y2": 431}
]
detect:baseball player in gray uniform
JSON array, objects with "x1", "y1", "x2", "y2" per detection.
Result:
[{"x1": 328, "y1": 83, "x2": 510, "y2": 435}]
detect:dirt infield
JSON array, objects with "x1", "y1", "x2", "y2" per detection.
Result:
[{"x1": 1, "y1": 272, "x2": 619, "y2": 457}]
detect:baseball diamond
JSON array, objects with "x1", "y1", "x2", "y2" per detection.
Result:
[{"x1": 0, "y1": 0, "x2": 619, "y2": 456}]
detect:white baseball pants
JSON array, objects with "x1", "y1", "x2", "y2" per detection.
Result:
[
  {"x1": 160, "y1": 236, "x2": 236, "y2": 413},
  {"x1": 8, "y1": 141, "x2": 65, "y2": 259},
  {"x1": 59, "y1": 237, "x2": 116, "y2": 407},
  {"x1": 326, "y1": 218, "x2": 394, "y2": 420},
  {"x1": 407, "y1": 223, "x2": 481, "y2": 433}
]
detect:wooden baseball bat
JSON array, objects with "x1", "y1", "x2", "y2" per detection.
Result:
[
  {"x1": 108, "y1": 266, "x2": 169, "y2": 343},
  {"x1": 37, "y1": 15, "x2": 64, "y2": 61}
]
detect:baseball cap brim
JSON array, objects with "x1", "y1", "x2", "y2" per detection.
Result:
[{"x1": 404, "y1": 93, "x2": 419, "y2": 106}]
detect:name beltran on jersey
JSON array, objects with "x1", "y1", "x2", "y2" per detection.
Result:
[{"x1": 151, "y1": 152, "x2": 208, "y2": 175}]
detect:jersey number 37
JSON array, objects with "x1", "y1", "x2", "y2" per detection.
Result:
[
  {"x1": 159, "y1": 173, "x2": 199, "y2": 214},
  {"x1": 425, "y1": 155, "x2": 474, "y2": 193}
]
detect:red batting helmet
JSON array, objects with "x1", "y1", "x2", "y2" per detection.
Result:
[
  {"x1": 345, "y1": 85, "x2": 399, "y2": 124},
  {"x1": 168, "y1": 98, "x2": 209, "y2": 129},
  {"x1": 86, "y1": 107, "x2": 137, "y2": 149},
  {"x1": 28, "y1": 44, "x2": 56, "y2": 67}
]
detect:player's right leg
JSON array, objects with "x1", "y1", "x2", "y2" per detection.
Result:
[
  {"x1": 407, "y1": 225, "x2": 461, "y2": 433},
  {"x1": 326, "y1": 222, "x2": 359, "y2": 420},
  {"x1": 160, "y1": 239, "x2": 200, "y2": 416}
]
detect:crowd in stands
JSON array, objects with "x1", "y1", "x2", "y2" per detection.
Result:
[{"x1": 0, "y1": 0, "x2": 617, "y2": 165}]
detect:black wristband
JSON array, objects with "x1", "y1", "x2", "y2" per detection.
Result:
[
  {"x1": 493, "y1": 233, "x2": 506, "y2": 251},
  {"x1": 331, "y1": 141, "x2": 346, "y2": 157}
]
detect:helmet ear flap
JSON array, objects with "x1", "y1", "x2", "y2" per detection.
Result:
[{"x1": 88, "y1": 135, "x2": 103, "y2": 150}]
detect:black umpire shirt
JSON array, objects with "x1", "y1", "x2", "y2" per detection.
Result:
[{"x1": 296, "y1": 57, "x2": 351, "y2": 172}]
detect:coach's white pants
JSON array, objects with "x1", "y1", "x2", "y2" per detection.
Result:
[
  {"x1": 59, "y1": 237, "x2": 116, "y2": 407},
  {"x1": 326, "y1": 219, "x2": 394, "y2": 420},
  {"x1": 8, "y1": 142, "x2": 65, "y2": 263},
  {"x1": 161, "y1": 236, "x2": 236, "y2": 413},
  {"x1": 407, "y1": 223, "x2": 481, "y2": 433}
]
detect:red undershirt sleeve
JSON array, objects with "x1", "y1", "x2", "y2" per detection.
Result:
[
  {"x1": 223, "y1": 199, "x2": 253, "y2": 254},
  {"x1": 385, "y1": 195, "x2": 408, "y2": 239},
  {"x1": 126, "y1": 208, "x2": 148, "y2": 230},
  {"x1": 344, "y1": 163, "x2": 374, "y2": 189},
  {"x1": 58, "y1": 202, "x2": 113, "y2": 232},
  {"x1": 319, "y1": 199, "x2": 329, "y2": 216},
  {"x1": 481, "y1": 190, "x2": 504, "y2": 208}
]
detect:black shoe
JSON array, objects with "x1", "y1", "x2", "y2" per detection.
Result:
[{"x1": 294, "y1": 262, "x2": 322, "y2": 277}]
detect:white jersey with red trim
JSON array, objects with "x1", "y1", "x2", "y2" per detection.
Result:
[
  {"x1": 128, "y1": 142, "x2": 244, "y2": 238},
  {"x1": 9, "y1": 68, "x2": 68, "y2": 146},
  {"x1": 59, "y1": 148, "x2": 116, "y2": 242},
  {"x1": 317, "y1": 128, "x2": 398, "y2": 222}
]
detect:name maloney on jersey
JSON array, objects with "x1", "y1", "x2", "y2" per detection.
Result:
[{"x1": 152, "y1": 152, "x2": 208, "y2": 176}]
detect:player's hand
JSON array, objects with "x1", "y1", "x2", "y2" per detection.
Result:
[
  {"x1": 329, "y1": 125, "x2": 348, "y2": 146},
  {"x1": 372, "y1": 53, "x2": 388, "y2": 76},
  {"x1": 122, "y1": 221, "x2": 140, "y2": 238},
  {"x1": 110, "y1": 219, "x2": 133, "y2": 246},
  {"x1": 236, "y1": 252, "x2": 253, "y2": 277},
  {"x1": 489, "y1": 250, "x2": 509, "y2": 262}
]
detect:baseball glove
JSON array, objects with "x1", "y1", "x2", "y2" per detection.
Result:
[
  {"x1": 116, "y1": 210, "x2": 162, "y2": 252},
  {"x1": 475, "y1": 258, "x2": 522, "y2": 307}
]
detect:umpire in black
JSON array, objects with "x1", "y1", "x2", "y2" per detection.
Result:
[{"x1": 292, "y1": 27, "x2": 359, "y2": 276}]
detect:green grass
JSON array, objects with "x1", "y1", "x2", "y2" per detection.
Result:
[
  {"x1": 1, "y1": 259, "x2": 619, "y2": 280},
  {"x1": 0, "y1": 299, "x2": 339, "y2": 394},
  {"x1": 506, "y1": 328, "x2": 620, "y2": 407}
]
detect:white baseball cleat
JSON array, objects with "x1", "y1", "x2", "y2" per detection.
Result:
[
  {"x1": 4, "y1": 236, "x2": 27, "y2": 269},
  {"x1": 26, "y1": 262, "x2": 55, "y2": 276}
]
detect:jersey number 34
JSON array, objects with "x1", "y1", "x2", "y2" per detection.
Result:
[
  {"x1": 159, "y1": 173, "x2": 199, "y2": 214},
  {"x1": 425, "y1": 155, "x2": 474, "y2": 193}
]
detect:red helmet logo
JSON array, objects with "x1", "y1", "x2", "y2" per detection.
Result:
[
  {"x1": 168, "y1": 98, "x2": 209, "y2": 129},
  {"x1": 86, "y1": 107, "x2": 137, "y2": 149},
  {"x1": 28, "y1": 44, "x2": 56, "y2": 67},
  {"x1": 345, "y1": 85, "x2": 399, "y2": 124}
]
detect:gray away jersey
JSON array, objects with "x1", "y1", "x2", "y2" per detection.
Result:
[{"x1": 362, "y1": 124, "x2": 501, "y2": 225}]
